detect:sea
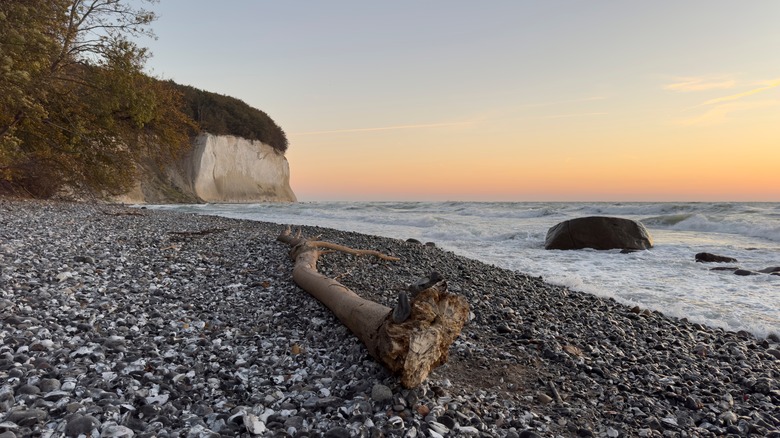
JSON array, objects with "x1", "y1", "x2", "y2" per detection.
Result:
[{"x1": 147, "y1": 202, "x2": 780, "y2": 339}]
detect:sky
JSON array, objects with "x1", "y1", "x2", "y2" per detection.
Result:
[{"x1": 138, "y1": 1, "x2": 780, "y2": 201}]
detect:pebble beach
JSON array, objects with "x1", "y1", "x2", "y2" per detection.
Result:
[{"x1": 1, "y1": 200, "x2": 778, "y2": 437}]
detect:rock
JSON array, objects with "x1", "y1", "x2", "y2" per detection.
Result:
[
  {"x1": 537, "y1": 393, "x2": 553, "y2": 404},
  {"x1": 65, "y1": 415, "x2": 100, "y2": 437},
  {"x1": 16, "y1": 384, "x2": 40, "y2": 395},
  {"x1": 38, "y1": 378, "x2": 61, "y2": 392},
  {"x1": 544, "y1": 216, "x2": 653, "y2": 250},
  {"x1": 695, "y1": 252, "x2": 738, "y2": 263},
  {"x1": 758, "y1": 266, "x2": 780, "y2": 273},
  {"x1": 719, "y1": 411, "x2": 738, "y2": 425},
  {"x1": 371, "y1": 384, "x2": 393, "y2": 403},
  {"x1": 4, "y1": 409, "x2": 47, "y2": 427},
  {"x1": 243, "y1": 413, "x2": 267, "y2": 435},
  {"x1": 324, "y1": 427, "x2": 351, "y2": 438},
  {"x1": 497, "y1": 324, "x2": 512, "y2": 334},
  {"x1": 734, "y1": 269, "x2": 758, "y2": 276},
  {"x1": 685, "y1": 396, "x2": 703, "y2": 410},
  {"x1": 101, "y1": 422, "x2": 135, "y2": 438}
]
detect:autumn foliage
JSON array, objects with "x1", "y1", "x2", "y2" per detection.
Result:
[{"x1": 0, "y1": 0, "x2": 284, "y2": 198}]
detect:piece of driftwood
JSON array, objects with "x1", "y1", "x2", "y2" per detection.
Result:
[
  {"x1": 277, "y1": 227, "x2": 469, "y2": 388},
  {"x1": 168, "y1": 228, "x2": 226, "y2": 237}
]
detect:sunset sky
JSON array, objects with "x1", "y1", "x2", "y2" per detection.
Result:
[{"x1": 140, "y1": 1, "x2": 780, "y2": 201}]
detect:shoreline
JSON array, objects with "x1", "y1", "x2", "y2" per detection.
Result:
[{"x1": 1, "y1": 200, "x2": 778, "y2": 437}]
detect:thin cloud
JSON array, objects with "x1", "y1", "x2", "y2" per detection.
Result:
[
  {"x1": 678, "y1": 100, "x2": 779, "y2": 126},
  {"x1": 290, "y1": 121, "x2": 474, "y2": 136},
  {"x1": 672, "y1": 76, "x2": 780, "y2": 125},
  {"x1": 664, "y1": 77, "x2": 736, "y2": 92},
  {"x1": 702, "y1": 78, "x2": 780, "y2": 105}
]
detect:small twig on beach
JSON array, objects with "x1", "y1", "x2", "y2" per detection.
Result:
[
  {"x1": 168, "y1": 228, "x2": 227, "y2": 237},
  {"x1": 102, "y1": 210, "x2": 145, "y2": 217}
]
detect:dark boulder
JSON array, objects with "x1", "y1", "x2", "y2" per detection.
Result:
[
  {"x1": 695, "y1": 252, "x2": 738, "y2": 263},
  {"x1": 734, "y1": 269, "x2": 758, "y2": 276},
  {"x1": 544, "y1": 216, "x2": 653, "y2": 251}
]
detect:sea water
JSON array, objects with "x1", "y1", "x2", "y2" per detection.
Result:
[{"x1": 148, "y1": 202, "x2": 780, "y2": 338}]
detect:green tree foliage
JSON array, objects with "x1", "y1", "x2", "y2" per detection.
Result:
[
  {"x1": 172, "y1": 83, "x2": 288, "y2": 153},
  {"x1": 0, "y1": 0, "x2": 195, "y2": 197}
]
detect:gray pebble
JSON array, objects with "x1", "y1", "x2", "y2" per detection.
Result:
[
  {"x1": 65, "y1": 415, "x2": 100, "y2": 437},
  {"x1": 371, "y1": 384, "x2": 393, "y2": 403}
]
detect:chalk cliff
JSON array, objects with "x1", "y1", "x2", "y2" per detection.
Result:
[{"x1": 117, "y1": 133, "x2": 296, "y2": 204}]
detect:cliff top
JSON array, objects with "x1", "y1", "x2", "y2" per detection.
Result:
[{"x1": 170, "y1": 81, "x2": 288, "y2": 154}]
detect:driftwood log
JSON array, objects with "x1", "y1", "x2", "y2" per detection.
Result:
[{"x1": 277, "y1": 227, "x2": 469, "y2": 388}]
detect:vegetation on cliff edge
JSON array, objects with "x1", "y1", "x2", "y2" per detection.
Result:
[{"x1": 172, "y1": 82, "x2": 288, "y2": 154}]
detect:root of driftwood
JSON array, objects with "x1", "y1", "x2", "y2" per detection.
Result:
[{"x1": 277, "y1": 227, "x2": 469, "y2": 388}]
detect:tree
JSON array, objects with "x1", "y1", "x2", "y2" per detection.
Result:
[{"x1": 0, "y1": 0, "x2": 194, "y2": 197}]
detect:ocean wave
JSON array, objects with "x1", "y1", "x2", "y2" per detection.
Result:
[
  {"x1": 646, "y1": 213, "x2": 780, "y2": 244},
  {"x1": 640, "y1": 213, "x2": 696, "y2": 227}
]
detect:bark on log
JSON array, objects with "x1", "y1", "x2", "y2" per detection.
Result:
[{"x1": 277, "y1": 227, "x2": 469, "y2": 388}]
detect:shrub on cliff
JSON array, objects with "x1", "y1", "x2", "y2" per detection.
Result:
[{"x1": 171, "y1": 82, "x2": 288, "y2": 153}]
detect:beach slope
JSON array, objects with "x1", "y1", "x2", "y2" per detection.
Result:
[{"x1": 1, "y1": 200, "x2": 777, "y2": 437}]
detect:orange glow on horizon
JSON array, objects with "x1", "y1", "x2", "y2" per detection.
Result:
[{"x1": 286, "y1": 113, "x2": 780, "y2": 202}]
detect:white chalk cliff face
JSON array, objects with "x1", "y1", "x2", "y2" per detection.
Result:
[
  {"x1": 117, "y1": 133, "x2": 296, "y2": 204},
  {"x1": 189, "y1": 134, "x2": 296, "y2": 203}
]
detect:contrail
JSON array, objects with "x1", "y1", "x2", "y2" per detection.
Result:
[{"x1": 291, "y1": 121, "x2": 472, "y2": 136}]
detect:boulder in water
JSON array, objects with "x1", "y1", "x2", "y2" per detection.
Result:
[
  {"x1": 544, "y1": 216, "x2": 653, "y2": 250},
  {"x1": 695, "y1": 252, "x2": 738, "y2": 263}
]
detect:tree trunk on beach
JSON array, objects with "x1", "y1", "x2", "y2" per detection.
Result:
[{"x1": 277, "y1": 227, "x2": 469, "y2": 388}]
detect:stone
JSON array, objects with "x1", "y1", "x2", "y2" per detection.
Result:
[
  {"x1": 734, "y1": 269, "x2": 757, "y2": 276},
  {"x1": 16, "y1": 385, "x2": 40, "y2": 395},
  {"x1": 324, "y1": 427, "x2": 351, "y2": 438},
  {"x1": 65, "y1": 415, "x2": 100, "y2": 437},
  {"x1": 38, "y1": 378, "x2": 61, "y2": 392},
  {"x1": 101, "y1": 423, "x2": 135, "y2": 438},
  {"x1": 544, "y1": 216, "x2": 653, "y2": 250},
  {"x1": 695, "y1": 252, "x2": 738, "y2": 263},
  {"x1": 371, "y1": 384, "x2": 393, "y2": 403},
  {"x1": 243, "y1": 413, "x2": 267, "y2": 435},
  {"x1": 4, "y1": 409, "x2": 47, "y2": 427},
  {"x1": 537, "y1": 393, "x2": 553, "y2": 404}
]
